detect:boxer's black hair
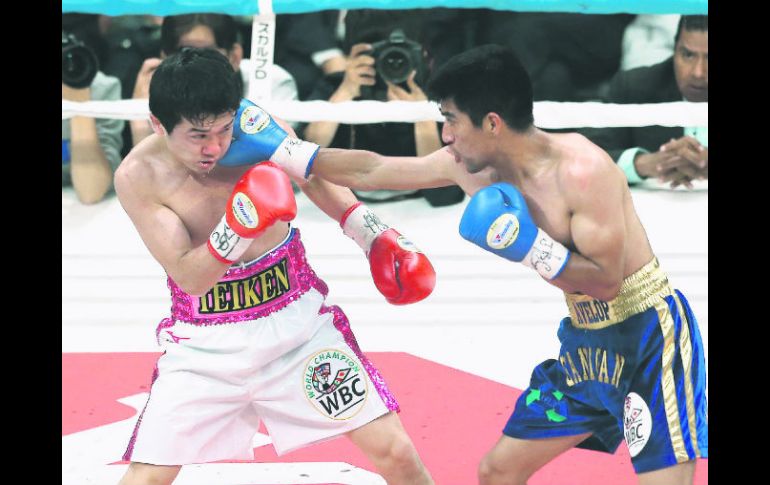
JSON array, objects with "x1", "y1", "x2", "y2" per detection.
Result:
[
  {"x1": 427, "y1": 44, "x2": 534, "y2": 131},
  {"x1": 149, "y1": 47, "x2": 241, "y2": 133}
]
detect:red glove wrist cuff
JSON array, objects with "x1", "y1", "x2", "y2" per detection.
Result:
[{"x1": 340, "y1": 202, "x2": 364, "y2": 228}]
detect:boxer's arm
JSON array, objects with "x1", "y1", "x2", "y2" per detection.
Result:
[
  {"x1": 310, "y1": 146, "x2": 457, "y2": 191},
  {"x1": 115, "y1": 165, "x2": 230, "y2": 296},
  {"x1": 285, "y1": 108, "x2": 358, "y2": 223},
  {"x1": 295, "y1": 175, "x2": 436, "y2": 305},
  {"x1": 547, "y1": 160, "x2": 626, "y2": 301},
  {"x1": 295, "y1": 175, "x2": 359, "y2": 223}
]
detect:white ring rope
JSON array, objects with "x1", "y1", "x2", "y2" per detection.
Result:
[{"x1": 61, "y1": 99, "x2": 707, "y2": 129}]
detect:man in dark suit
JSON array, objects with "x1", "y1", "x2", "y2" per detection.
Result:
[{"x1": 583, "y1": 15, "x2": 707, "y2": 189}]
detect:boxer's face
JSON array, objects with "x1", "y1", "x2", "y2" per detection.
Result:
[
  {"x1": 162, "y1": 111, "x2": 236, "y2": 173},
  {"x1": 440, "y1": 99, "x2": 490, "y2": 174},
  {"x1": 674, "y1": 29, "x2": 708, "y2": 102}
]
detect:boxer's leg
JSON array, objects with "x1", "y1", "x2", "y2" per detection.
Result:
[
  {"x1": 478, "y1": 433, "x2": 592, "y2": 485},
  {"x1": 347, "y1": 411, "x2": 433, "y2": 485}
]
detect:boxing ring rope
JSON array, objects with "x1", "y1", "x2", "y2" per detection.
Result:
[
  {"x1": 62, "y1": 99, "x2": 707, "y2": 129},
  {"x1": 62, "y1": 0, "x2": 708, "y2": 129}
]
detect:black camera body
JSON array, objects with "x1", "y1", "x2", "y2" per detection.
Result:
[
  {"x1": 361, "y1": 29, "x2": 426, "y2": 101},
  {"x1": 62, "y1": 31, "x2": 99, "y2": 89}
]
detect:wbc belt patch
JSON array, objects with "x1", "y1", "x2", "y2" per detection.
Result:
[
  {"x1": 303, "y1": 349, "x2": 368, "y2": 420},
  {"x1": 624, "y1": 392, "x2": 652, "y2": 457}
]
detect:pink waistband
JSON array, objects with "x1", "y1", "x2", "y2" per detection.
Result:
[{"x1": 162, "y1": 228, "x2": 328, "y2": 326}]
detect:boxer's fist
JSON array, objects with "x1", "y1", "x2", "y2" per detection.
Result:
[
  {"x1": 341, "y1": 203, "x2": 436, "y2": 305},
  {"x1": 208, "y1": 162, "x2": 297, "y2": 263},
  {"x1": 460, "y1": 183, "x2": 570, "y2": 280},
  {"x1": 219, "y1": 98, "x2": 319, "y2": 180},
  {"x1": 226, "y1": 162, "x2": 297, "y2": 238},
  {"x1": 368, "y1": 228, "x2": 436, "y2": 305}
]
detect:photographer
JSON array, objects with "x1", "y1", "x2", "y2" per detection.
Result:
[
  {"x1": 128, "y1": 14, "x2": 299, "y2": 149},
  {"x1": 62, "y1": 14, "x2": 125, "y2": 205},
  {"x1": 301, "y1": 9, "x2": 464, "y2": 206}
]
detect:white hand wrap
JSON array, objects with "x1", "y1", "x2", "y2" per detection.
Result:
[
  {"x1": 270, "y1": 137, "x2": 320, "y2": 180},
  {"x1": 522, "y1": 228, "x2": 571, "y2": 280},
  {"x1": 341, "y1": 203, "x2": 389, "y2": 253},
  {"x1": 207, "y1": 215, "x2": 253, "y2": 264}
]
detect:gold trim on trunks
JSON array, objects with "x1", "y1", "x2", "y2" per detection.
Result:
[
  {"x1": 655, "y1": 297, "x2": 689, "y2": 462},
  {"x1": 565, "y1": 258, "x2": 673, "y2": 329}
]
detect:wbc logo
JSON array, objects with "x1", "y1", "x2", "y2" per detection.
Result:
[
  {"x1": 624, "y1": 392, "x2": 652, "y2": 457},
  {"x1": 304, "y1": 349, "x2": 369, "y2": 420}
]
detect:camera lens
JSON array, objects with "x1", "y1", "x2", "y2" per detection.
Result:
[
  {"x1": 376, "y1": 46, "x2": 413, "y2": 85},
  {"x1": 62, "y1": 35, "x2": 99, "y2": 89}
]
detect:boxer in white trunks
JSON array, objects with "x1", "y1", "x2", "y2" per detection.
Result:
[{"x1": 113, "y1": 47, "x2": 435, "y2": 485}]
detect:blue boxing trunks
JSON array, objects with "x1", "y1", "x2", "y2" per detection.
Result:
[{"x1": 503, "y1": 257, "x2": 708, "y2": 473}]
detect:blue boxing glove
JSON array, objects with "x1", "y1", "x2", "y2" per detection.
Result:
[
  {"x1": 459, "y1": 182, "x2": 571, "y2": 280},
  {"x1": 219, "y1": 98, "x2": 319, "y2": 180}
]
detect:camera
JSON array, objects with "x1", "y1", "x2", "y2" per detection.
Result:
[
  {"x1": 62, "y1": 31, "x2": 99, "y2": 89},
  {"x1": 361, "y1": 29, "x2": 426, "y2": 101}
]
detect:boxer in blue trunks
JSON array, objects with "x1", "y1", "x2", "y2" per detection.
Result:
[
  {"x1": 502, "y1": 257, "x2": 707, "y2": 478},
  {"x1": 226, "y1": 44, "x2": 708, "y2": 484}
]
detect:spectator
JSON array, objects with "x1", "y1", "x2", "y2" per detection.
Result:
[
  {"x1": 130, "y1": 13, "x2": 299, "y2": 147},
  {"x1": 477, "y1": 12, "x2": 634, "y2": 101},
  {"x1": 101, "y1": 15, "x2": 163, "y2": 100},
  {"x1": 99, "y1": 14, "x2": 163, "y2": 158},
  {"x1": 301, "y1": 9, "x2": 464, "y2": 206},
  {"x1": 582, "y1": 15, "x2": 708, "y2": 189},
  {"x1": 62, "y1": 14, "x2": 125, "y2": 204}
]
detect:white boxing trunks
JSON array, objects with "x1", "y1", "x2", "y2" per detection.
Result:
[{"x1": 123, "y1": 227, "x2": 398, "y2": 465}]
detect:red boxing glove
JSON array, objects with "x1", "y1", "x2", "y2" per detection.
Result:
[
  {"x1": 208, "y1": 161, "x2": 297, "y2": 263},
  {"x1": 341, "y1": 203, "x2": 436, "y2": 305}
]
